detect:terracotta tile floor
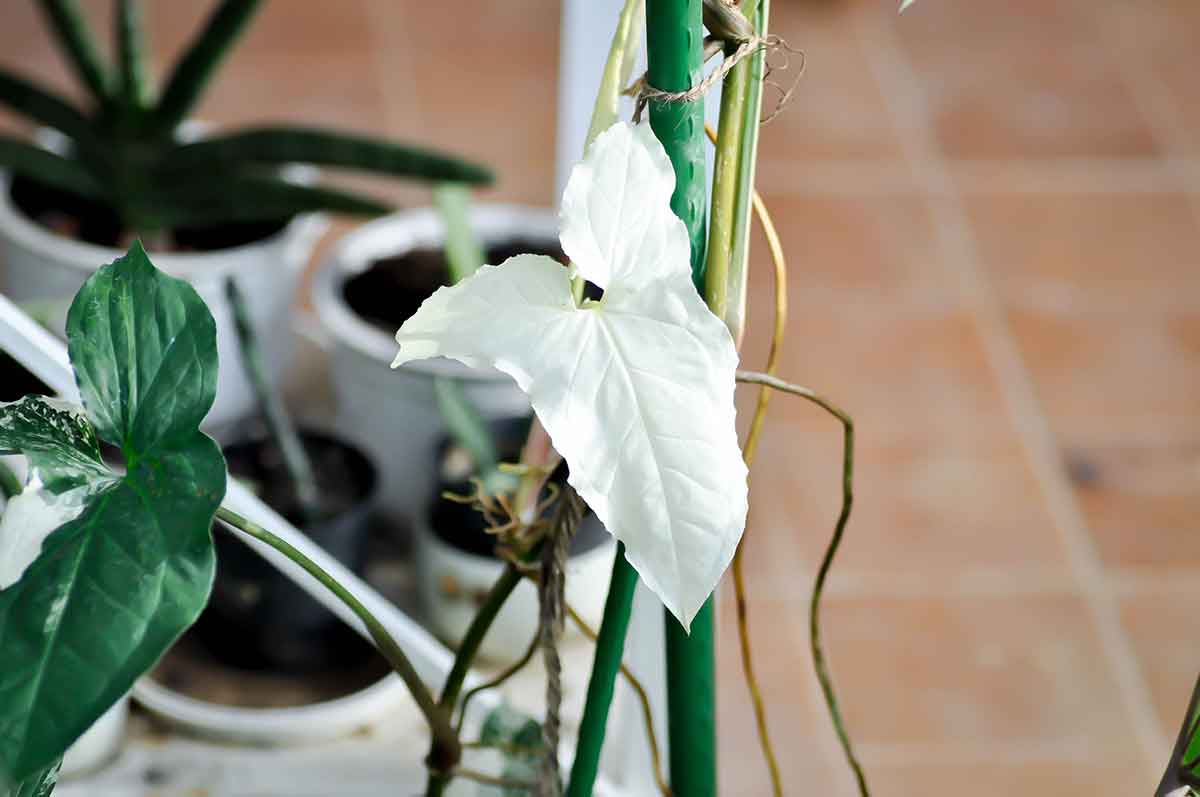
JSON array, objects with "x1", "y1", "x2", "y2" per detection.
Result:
[{"x1": 2, "y1": 1, "x2": 1198, "y2": 794}]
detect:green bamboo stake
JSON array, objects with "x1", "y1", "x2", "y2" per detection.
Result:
[
  {"x1": 647, "y1": 0, "x2": 709, "y2": 291},
  {"x1": 565, "y1": 544, "x2": 639, "y2": 796},
  {"x1": 645, "y1": 2, "x2": 717, "y2": 795}
]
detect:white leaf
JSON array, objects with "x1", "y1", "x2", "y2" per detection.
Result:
[
  {"x1": 395, "y1": 122, "x2": 747, "y2": 628},
  {"x1": 898, "y1": 0, "x2": 916, "y2": 12},
  {"x1": 0, "y1": 477, "x2": 89, "y2": 590},
  {"x1": 558, "y1": 122, "x2": 691, "y2": 298}
]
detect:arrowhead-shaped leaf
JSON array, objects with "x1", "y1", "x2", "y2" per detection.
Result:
[
  {"x1": 0, "y1": 243, "x2": 225, "y2": 782},
  {"x1": 2, "y1": 759, "x2": 60, "y2": 797},
  {"x1": 394, "y1": 123, "x2": 748, "y2": 628},
  {"x1": 1160, "y1": 675, "x2": 1200, "y2": 796}
]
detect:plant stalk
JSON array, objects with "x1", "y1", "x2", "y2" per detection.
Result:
[
  {"x1": 425, "y1": 562, "x2": 524, "y2": 796},
  {"x1": 565, "y1": 544, "x2": 640, "y2": 797},
  {"x1": 645, "y1": 2, "x2": 718, "y2": 795},
  {"x1": 725, "y1": 0, "x2": 769, "y2": 344},
  {"x1": 224, "y1": 277, "x2": 322, "y2": 522},
  {"x1": 705, "y1": 0, "x2": 764, "y2": 341},
  {"x1": 214, "y1": 506, "x2": 460, "y2": 764}
]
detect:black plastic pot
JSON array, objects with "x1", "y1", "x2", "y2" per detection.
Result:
[
  {"x1": 0, "y1": 351, "x2": 51, "y2": 402},
  {"x1": 430, "y1": 416, "x2": 608, "y2": 558},
  {"x1": 193, "y1": 427, "x2": 379, "y2": 673}
]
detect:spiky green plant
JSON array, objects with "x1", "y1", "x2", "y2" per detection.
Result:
[{"x1": 0, "y1": 0, "x2": 492, "y2": 238}]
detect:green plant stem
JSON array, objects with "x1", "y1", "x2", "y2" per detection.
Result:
[
  {"x1": 434, "y1": 184, "x2": 485, "y2": 284},
  {"x1": 565, "y1": 545, "x2": 639, "y2": 797},
  {"x1": 425, "y1": 563, "x2": 524, "y2": 796},
  {"x1": 224, "y1": 278, "x2": 321, "y2": 522},
  {"x1": 645, "y1": 2, "x2": 718, "y2": 795},
  {"x1": 36, "y1": 0, "x2": 109, "y2": 103},
  {"x1": 705, "y1": 0, "x2": 763, "y2": 338},
  {"x1": 213, "y1": 506, "x2": 460, "y2": 765},
  {"x1": 704, "y1": 41, "x2": 749, "y2": 327},
  {"x1": 0, "y1": 461, "x2": 23, "y2": 500},
  {"x1": 586, "y1": 0, "x2": 646, "y2": 148},
  {"x1": 726, "y1": 0, "x2": 769, "y2": 341}
]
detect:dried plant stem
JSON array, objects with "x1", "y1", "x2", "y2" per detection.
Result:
[
  {"x1": 705, "y1": 119, "x2": 786, "y2": 795},
  {"x1": 734, "y1": 370, "x2": 868, "y2": 796},
  {"x1": 455, "y1": 630, "x2": 541, "y2": 733},
  {"x1": 453, "y1": 767, "x2": 536, "y2": 791},
  {"x1": 566, "y1": 603, "x2": 672, "y2": 797}
]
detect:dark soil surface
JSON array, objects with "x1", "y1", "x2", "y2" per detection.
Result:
[
  {"x1": 0, "y1": 353, "x2": 51, "y2": 402},
  {"x1": 9, "y1": 175, "x2": 289, "y2": 252},
  {"x1": 342, "y1": 239, "x2": 567, "y2": 333}
]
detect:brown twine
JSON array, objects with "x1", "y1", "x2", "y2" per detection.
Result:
[
  {"x1": 628, "y1": 35, "x2": 803, "y2": 126},
  {"x1": 760, "y1": 37, "x2": 806, "y2": 125},
  {"x1": 537, "y1": 485, "x2": 584, "y2": 797}
]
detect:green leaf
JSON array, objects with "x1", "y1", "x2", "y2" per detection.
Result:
[
  {"x1": 0, "y1": 397, "x2": 108, "y2": 492},
  {"x1": 135, "y1": 174, "x2": 392, "y2": 227},
  {"x1": 1159, "y1": 674, "x2": 1200, "y2": 796},
  {"x1": 35, "y1": 0, "x2": 110, "y2": 102},
  {"x1": 480, "y1": 704, "x2": 544, "y2": 796},
  {"x1": 115, "y1": 0, "x2": 151, "y2": 110},
  {"x1": 152, "y1": 0, "x2": 263, "y2": 133},
  {"x1": 0, "y1": 135, "x2": 101, "y2": 200},
  {"x1": 0, "y1": 243, "x2": 226, "y2": 782},
  {"x1": 164, "y1": 126, "x2": 494, "y2": 186},
  {"x1": 3, "y1": 759, "x2": 60, "y2": 797},
  {"x1": 0, "y1": 71, "x2": 91, "y2": 144},
  {"x1": 68, "y1": 242, "x2": 218, "y2": 454}
]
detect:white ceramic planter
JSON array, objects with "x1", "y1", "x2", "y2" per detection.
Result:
[
  {"x1": 312, "y1": 206, "x2": 557, "y2": 523},
  {"x1": 59, "y1": 700, "x2": 128, "y2": 778},
  {"x1": 0, "y1": 148, "x2": 327, "y2": 435},
  {"x1": 415, "y1": 514, "x2": 615, "y2": 662}
]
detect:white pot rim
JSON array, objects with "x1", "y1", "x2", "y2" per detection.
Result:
[
  {"x1": 312, "y1": 204, "x2": 559, "y2": 379},
  {"x1": 0, "y1": 169, "x2": 324, "y2": 281},
  {"x1": 132, "y1": 671, "x2": 411, "y2": 746}
]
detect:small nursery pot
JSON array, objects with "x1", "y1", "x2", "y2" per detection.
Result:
[
  {"x1": 415, "y1": 418, "x2": 614, "y2": 662},
  {"x1": 312, "y1": 205, "x2": 560, "y2": 523},
  {"x1": 0, "y1": 128, "x2": 327, "y2": 434},
  {"x1": 193, "y1": 427, "x2": 378, "y2": 672}
]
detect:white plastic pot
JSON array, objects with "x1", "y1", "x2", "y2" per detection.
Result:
[
  {"x1": 132, "y1": 673, "x2": 411, "y2": 747},
  {"x1": 0, "y1": 132, "x2": 327, "y2": 435},
  {"x1": 415, "y1": 514, "x2": 615, "y2": 662},
  {"x1": 312, "y1": 206, "x2": 557, "y2": 523}
]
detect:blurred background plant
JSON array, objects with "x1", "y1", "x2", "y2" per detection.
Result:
[{"x1": 0, "y1": 0, "x2": 492, "y2": 248}]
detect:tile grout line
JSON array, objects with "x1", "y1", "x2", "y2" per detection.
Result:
[
  {"x1": 1096, "y1": 8, "x2": 1200, "y2": 277},
  {"x1": 852, "y1": 7, "x2": 1167, "y2": 780}
]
